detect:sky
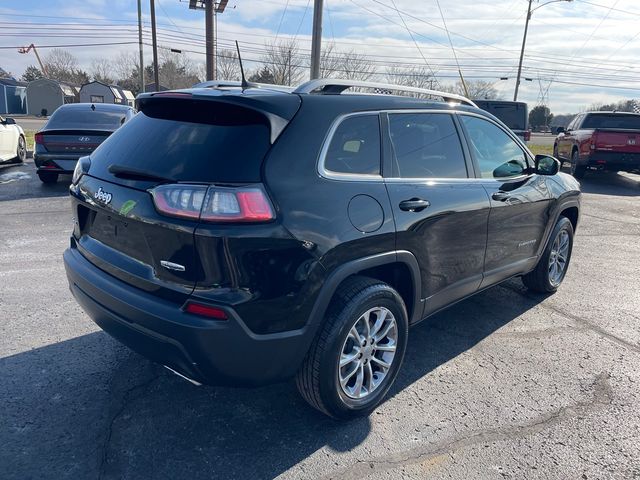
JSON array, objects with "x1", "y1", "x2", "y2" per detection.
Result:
[{"x1": 1, "y1": 0, "x2": 640, "y2": 114}]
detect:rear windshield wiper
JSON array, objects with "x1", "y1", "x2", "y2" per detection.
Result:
[{"x1": 108, "y1": 164, "x2": 176, "y2": 183}]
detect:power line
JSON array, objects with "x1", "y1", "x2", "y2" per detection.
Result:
[
  {"x1": 387, "y1": 0, "x2": 438, "y2": 82},
  {"x1": 274, "y1": 0, "x2": 291, "y2": 40}
]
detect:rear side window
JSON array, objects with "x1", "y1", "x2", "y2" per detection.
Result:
[
  {"x1": 324, "y1": 115, "x2": 381, "y2": 176},
  {"x1": 47, "y1": 108, "x2": 127, "y2": 130},
  {"x1": 89, "y1": 100, "x2": 271, "y2": 183},
  {"x1": 388, "y1": 113, "x2": 467, "y2": 178},
  {"x1": 474, "y1": 101, "x2": 528, "y2": 130},
  {"x1": 582, "y1": 114, "x2": 640, "y2": 130}
]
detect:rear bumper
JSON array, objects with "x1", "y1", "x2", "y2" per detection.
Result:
[
  {"x1": 586, "y1": 151, "x2": 640, "y2": 171},
  {"x1": 63, "y1": 243, "x2": 312, "y2": 386},
  {"x1": 34, "y1": 153, "x2": 81, "y2": 173}
]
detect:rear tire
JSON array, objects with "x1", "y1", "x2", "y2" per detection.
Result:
[
  {"x1": 570, "y1": 150, "x2": 586, "y2": 179},
  {"x1": 38, "y1": 171, "x2": 58, "y2": 184},
  {"x1": 553, "y1": 144, "x2": 559, "y2": 163},
  {"x1": 522, "y1": 217, "x2": 574, "y2": 293},
  {"x1": 296, "y1": 276, "x2": 409, "y2": 419}
]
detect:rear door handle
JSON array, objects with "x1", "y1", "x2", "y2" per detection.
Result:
[
  {"x1": 399, "y1": 198, "x2": 430, "y2": 212},
  {"x1": 492, "y1": 192, "x2": 511, "y2": 201}
]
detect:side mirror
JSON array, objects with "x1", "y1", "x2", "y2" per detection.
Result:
[
  {"x1": 535, "y1": 155, "x2": 560, "y2": 176},
  {"x1": 3, "y1": 117, "x2": 16, "y2": 125},
  {"x1": 555, "y1": 126, "x2": 565, "y2": 134}
]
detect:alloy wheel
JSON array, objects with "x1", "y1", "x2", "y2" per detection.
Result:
[
  {"x1": 17, "y1": 136, "x2": 26, "y2": 162},
  {"x1": 338, "y1": 306, "x2": 398, "y2": 400},
  {"x1": 548, "y1": 230, "x2": 570, "y2": 287}
]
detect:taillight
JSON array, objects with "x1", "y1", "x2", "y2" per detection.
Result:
[
  {"x1": 72, "y1": 156, "x2": 91, "y2": 185},
  {"x1": 34, "y1": 132, "x2": 44, "y2": 145},
  {"x1": 149, "y1": 184, "x2": 275, "y2": 223},
  {"x1": 184, "y1": 302, "x2": 228, "y2": 320},
  {"x1": 524, "y1": 130, "x2": 531, "y2": 142}
]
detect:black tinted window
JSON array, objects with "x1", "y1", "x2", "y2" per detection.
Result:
[
  {"x1": 461, "y1": 115, "x2": 528, "y2": 178},
  {"x1": 47, "y1": 108, "x2": 127, "y2": 130},
  {"x1": 389, "y1": 113, "x2": 467, "y2": 178},
  {"x1": 325, "y1": 115, "x2": 380, "y2": 175},
  {"x1": 89, "y1": 102, "x2": 271, "y2": 183},
  {"x1": 475, "y1": 101, "x2": 527, "y2": 130},
  {"x1": 582, "y1": 114, "x2": 640, "y2": 129}
]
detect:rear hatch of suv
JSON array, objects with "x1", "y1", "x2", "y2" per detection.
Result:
[{"x1": 71, "y1": 90, "x2": 301, "y2": 304}]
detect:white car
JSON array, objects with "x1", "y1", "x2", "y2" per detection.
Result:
[{"x1": 0, "y1": 116, "x2": 27, "y2": 164}]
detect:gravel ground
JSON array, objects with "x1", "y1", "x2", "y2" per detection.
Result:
[{"x1": 1, "y1": 159, "x2": 639, "y2": 480}]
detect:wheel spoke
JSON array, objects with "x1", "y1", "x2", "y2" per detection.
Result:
[
  {"x1": 340, "y1": 350, "x2": 360, "y2": 367},
  {"x1": 371, "y1": 356, "x2": 391, "y2": 370},
  {"x1": 364, "y1": 362, "x2": 375, "y2": 392},
  {"x1": 340, "y1": 361, "x2": 360, "y2": 387},
  {"x1": 374, "y1": 321, "x2": 394, "y2": 343},
  {"x1": 361, "y1": 310, "x2": 372, "y2": 341},
  {"x1": 375, "y1": 343, "x2": 396, "y2": 352},
  {"x1": 349, "y1": 325, "x2": 361, "y2": 344},
  {"x1": 370, "y1": 309, "x2": 387, "y2": 338},
  {"x1": 353, "y1": 363, "x2": 365, "y2": 397}
]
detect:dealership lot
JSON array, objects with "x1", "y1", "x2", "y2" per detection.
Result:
[{"x1": 1, "y1": 159, "x2": 639, "y2": 479}]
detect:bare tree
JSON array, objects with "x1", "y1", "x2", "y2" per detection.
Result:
[
  {"x1": 44, "y1": 49, "x2": 78, "y2": 74},
  {"x1": 260, "y1": 40, "x2": 306, "y2": 86},
  {"x1": 43, "y1": 48, "x2": 88, "y2": 84},
  {"x1": 90, "y1": 58, "x2": 114, "y2": 84},
  {"x1": 113, "y1": 51, "x2": 140, "y2": 82},
  {"x1": 336, "y1": 50, "x2": 377, "y2": 81},
  {"x1": 445, "y1": 80, "x2": 499, "y2": 99},
  {"x1": 385, "y1": 65, "x2": 437, "y2": 90},
  {"x1": 216, "y1": 49, "x2": 241, "y2": 81},
  {"x1": 156, "y1": 47, "x2": 200, "y2": 89},
  {"x1": 320, "y1": 43, "x2": 342, "y2": 78}
]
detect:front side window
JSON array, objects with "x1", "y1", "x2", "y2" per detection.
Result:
[
  {"x1": 388, "y1": 113, "x2": 467, "y2": 178},
  {"x1": 460, "y1": 115, "x2": 529, "y2": 179},
  {"x1": 324, "y1": 115, "x2": 381, "y2": 176}
]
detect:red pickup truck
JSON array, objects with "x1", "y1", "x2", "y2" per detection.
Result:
[{"x1": 553, "y1": 111, "x2": 640, "y2": 179}]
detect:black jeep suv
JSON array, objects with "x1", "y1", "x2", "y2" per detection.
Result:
[{"x1": 64, "y1": 79, "x2": 580, "y2": 419}]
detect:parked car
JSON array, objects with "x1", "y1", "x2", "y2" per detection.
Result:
[
  {"x1": 553, "y1": 111, "x2": 640, "y2": 179},
  {"x1": 64, "y1": 80, "x2": 581, "y2": 419},
  {"x1": 473, "y1": 100, "x2": 531, "y2": 142},
  {"x1": 0, "y1": 116, "x2": 27, "y2": 165},
  {"x1": 34, "y1": 103, "x2": 135, "y2": 184}
]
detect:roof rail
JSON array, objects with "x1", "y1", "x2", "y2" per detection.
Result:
[
  {"x1": 192, "y1": 80, "x2": 294, "y2": 92},
  {"x1": 293, "y1": 79, "x2": 477, "y2": 107}
]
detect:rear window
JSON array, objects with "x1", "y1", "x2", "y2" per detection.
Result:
[
  {"x1": 582, "y1": 114, "x2": 640, "y2": 130},
  {"x1": 47, "y1": 108, "x2": 127, "y2": 130},
  {"x1": 89, "y1": 100, "x2": 271, "y2": 183},
  {"x1": 474, "y1": 101, "x2": 528, "y2": 130}
]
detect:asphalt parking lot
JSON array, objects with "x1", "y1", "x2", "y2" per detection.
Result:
[{"x1": 1, "y1": 158, "x2": 639, "y2": 480}]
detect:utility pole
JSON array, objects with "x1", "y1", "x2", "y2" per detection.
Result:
[
  {"x1": 137, "y1": 0, "x2": 145, "y2": 93},
  {"x1": 150, "y1": 0, "x2": 160, "y2": 90},
  {"x1": 514, "y1": 0, "x2": 573, "y2": 101},
  {"x1": 205, "y1": 0, "x2": 215, "y2": 80},
  {"x1": 513, "y1": 0, "x2": 532, "y2": 102},
  {"x1": 310, "y1": 0, "x2": 323, "y2": 80},
  {"x1": 187, "y1": 1, "x2": 228, "y2": 81}
]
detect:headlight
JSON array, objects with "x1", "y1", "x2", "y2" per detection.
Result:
[{"x1": 72, "y1": 156, "x2": 91, "y2": 185}]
